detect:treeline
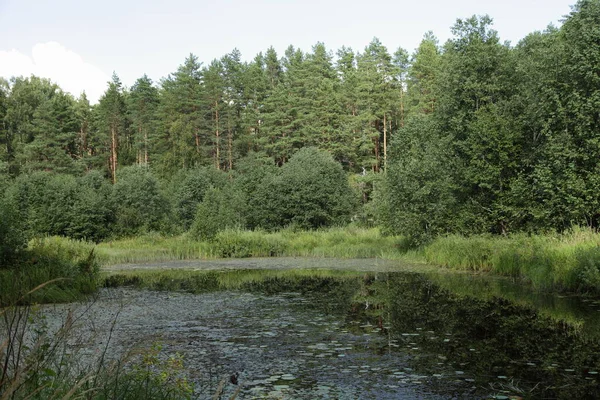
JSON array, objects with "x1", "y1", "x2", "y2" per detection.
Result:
[
  {"x1": 1, "y1": 1, "x2": 600, "y2": 248},
  {"x1": 0, "y1": 37, "x2": 410, "y2": 180},
  {"x1": 0, "y1": 148, "x2": 357, "y2": 265},
  {"x1": 383, "y1": 0, "x2": 600, "y2": 243}
]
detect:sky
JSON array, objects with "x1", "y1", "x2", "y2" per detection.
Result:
[{"x1": 0, "y1": 0, "x2": 575, "y2": 103}]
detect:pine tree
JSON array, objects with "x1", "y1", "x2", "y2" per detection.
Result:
[
  {"x1": 95, "y1": 73, "x2": 127, "y2": 183},
  {"x1": 158, "y1": 54, "x2": 204, "y2": 175},
  {"x1": 129, "y1": 74, "x2": 159, "y2": 167},
  {"x1": 202, "y1": 59, "x2": 226, "y2": 169}
]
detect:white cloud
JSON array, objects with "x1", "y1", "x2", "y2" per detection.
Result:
[{"x1": 0, "y1": 42, "x2": 109, "y2": 103}]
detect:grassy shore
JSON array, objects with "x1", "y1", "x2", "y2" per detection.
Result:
[
  {"x1": 0, "y1": 236, "x2": 99, "y2": 305},
  {"x1": 30, "y1": 226, "x2": 600, "y2": 294},
  {"x1": 423, "y1": 227, "x2": 600, "y2": 293},
  {"x1": 93, "y1": 227, "x2": 410, "y2": 264}
]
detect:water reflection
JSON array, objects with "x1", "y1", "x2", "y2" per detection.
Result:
[
  {"x1": 343, "y1": 272, "x2": 600, "y2": 399},
  {"x1": 62, "y1": 269, "x2": 600, "y2": 399}
]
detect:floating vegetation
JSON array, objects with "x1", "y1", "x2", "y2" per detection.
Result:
[{"x1": 27, "y1": 268, "x2": 600, "y2": 399}]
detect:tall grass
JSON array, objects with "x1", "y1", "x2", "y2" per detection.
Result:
[
  {"x1": 1, "y1": 296, "x2": 194, "y2": 399},
  {"x1": 96, "y1": 233, "x2": 214, "y2": 264},
  {"x1": 423, "y1": 227, "x2": 600, "y2": 293},
  {"x1": 39, "y1": 226, "x2": 600, "y2": 294},
  {"x1": 0, "y1": 236, "x2": 100, "y2": 305},
  {"x1": 93, "y1": 227, "x2": 408, "y2": 265}
]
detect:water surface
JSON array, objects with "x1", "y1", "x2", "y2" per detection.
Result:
[{"x1": 41, "y1": 265, "x2": 600, "y2": 399}]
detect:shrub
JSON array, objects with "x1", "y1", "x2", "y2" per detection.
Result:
[
  {"x1": 249, "y1": 147, "x2": 356, "y2": 230},
  {"x1": 0, "y1": 196, "x2": 27, "y2": 267},
  {"x1": 190, "y1": 185, "x2": 246, "y2": 240},
  {"x1": 4, "y1": 171, "x2": 115, "y2": 242},
  {"x1": 171, "y1": 167, "x2": 228, "y2": 229},
  {"x1": 112, "y1": 166, "x2": 171, "y2": 236},
  {"x1": 382, "y1": 115, "x2": 460, "y2": 245}
]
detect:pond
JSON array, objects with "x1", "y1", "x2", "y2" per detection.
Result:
[{"x1": 38, "y1": 263, "x2": 600, "y2": 399}]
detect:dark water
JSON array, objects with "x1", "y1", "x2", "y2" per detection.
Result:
[{"x1": 42, "y1": 269, "x2": 600, "y2": 399}]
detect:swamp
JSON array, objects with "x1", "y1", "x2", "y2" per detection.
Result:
[{"x1": 28, "y1": 258, "x2": 600, "y2": 400}]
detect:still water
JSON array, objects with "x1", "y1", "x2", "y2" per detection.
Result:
[{"x1": 43, "y1": 268, "x2": 600, "y2": 399}]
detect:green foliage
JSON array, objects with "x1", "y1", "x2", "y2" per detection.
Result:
[
  {"x1": 5, "y1": 171, "x2": 114, "y2": 241},
  {"x1": 0, "y1": 195, "x2": 27, "y2": 267},
  {"x1": 94, "y1": 227, "x2": 405, "y2": 265},
  {"x1": 172, "y1": 169, "x2": 212, "y2": 229},
  {"x1": 69, "y1": 171, "x2": 115, "y2": 241},
  {"x1": 349, "y1": 170, "x2": 382, "y2": 227},
  {"x1": 250, "y1": 147, "x2": 356, "y2": 230},
  {"x1": 1, "y1": 4, "x2": 600, "y2": 250},
  {"x1": 383, "y1": 114, "x2": 459, "y2": 244},
  {"x1": 211, "y1": 229, "x2": 287, "y2": 258},
  {"x1": 170, "y1": 166, "x2": 229, "y2": 229},
  {"x1": 0, "y1": 236, "x2": 99, "y2": 305},
  {"x1": 112, "y1": 166, "x2": 170, "y2": 236},
  {"x1": 190, "y1": 185, "x2": 246, "y2": 240},
  {"x1": 94, "y1": 73, "x2": 128, "y2": 181},
  {"x1": 422, "y1": 227, "x2": 600, "y2": 293}
]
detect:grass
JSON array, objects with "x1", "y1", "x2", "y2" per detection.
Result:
[
  {"x1": 93, "y1": 227, "x2": 409, "y2": 264},
  {"x1": 0, "y1": 236, "x2": 100, "y2": 305},
  {"x1": 1, "y1": 298, "x2": 194, "y2": 400},
  {"x1": 423, "y1": 227, "x2": 600, "y2": 293},
  {"x1": 32, "y1": 225, "x2": 600, "y2": 294}
]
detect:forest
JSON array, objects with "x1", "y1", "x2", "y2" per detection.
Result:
[{"x1": 1, "y1": 0, "x2": 600, "y2": 263}]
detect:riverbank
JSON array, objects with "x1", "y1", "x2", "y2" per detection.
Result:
[
  {"x1": 423, "y1": 227, "x2": 600, "y2": 293},
  {"x1": 0, "y1": 237, "x2": 99, "y2": 304},
  {"x1": 97, "y1": 227, "x2": 600, "y2": 294},
  {"x1": 19, "y1": 226, "x2": 600, "y2": 296}
]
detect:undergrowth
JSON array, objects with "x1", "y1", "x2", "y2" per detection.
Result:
[{"x1": 0, "y1": 236, "x2": 100, "y2": 305}]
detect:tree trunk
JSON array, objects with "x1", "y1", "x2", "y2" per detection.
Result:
[
  {"x1": 215, "y1": 102, "x2": 220, "y2": 170},
  {"x1": 193, "y1": 105, "x2": 200, "y2": 153},
  {"x1": 111, "y1": 125, "x2": 118, "y2": 183},
  {"x1": 400, "y1": 86, "x2": 405, "y2": 128},
  {"x1": 373, "y1": 125, "x2": 380, "y2": 173},
  {"x1": 383, "y1": 113, "x2": 387, "y2": 172},
  {"x1": 144, "y1": 128, "x2": 148, "y2": 166},
  {"x1": 227, "y1": 118, "x2": 233, "y2": 171}
]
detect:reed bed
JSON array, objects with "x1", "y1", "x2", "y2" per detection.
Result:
[
  {"x1": 424, "y1": 227, "x2": 600, "y2": 293},
  {"x1": 38, "y1": 226, "x2": 600, "y2": 293}
]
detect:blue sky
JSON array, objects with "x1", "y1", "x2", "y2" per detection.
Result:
[{"x1": 0, "y1": 0, "x2": 575, "y2": 103}]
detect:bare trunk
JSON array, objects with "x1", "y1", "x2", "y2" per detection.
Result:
[
  {"x1": 383, "y1": 114, "x2": 387, "y2": 172},
  {"x1": 137, "y1": 126, "x2": 143, "y2": 166},
  {"x1": 111, "y1": 125, "x2": 118, "y2": 183},
  {"x1": 215, "y1": 103, "x2": 220, "y2": 170},
  {"x1": 227, "y1": 119, "x2": 233, "y2": 171},
  {"x1": 144, "y1": 129, "x2": 148, "y2": 166},
  {"x1": 400, "y1": 87, "x2": 405, "y2": 128},
  {"x1": 193, "y1": 106, "x2": 200, "y2": 153},
  {"x1": 373, "y1": 126, "x2": 380, "y2": 173}
]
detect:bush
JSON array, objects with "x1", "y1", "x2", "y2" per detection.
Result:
[
  {"x1": 249, "y1": 147, "x2": 356, "y2": 230},
  {"x1": 0, "y1": 196, "x2": 27, "y2": 267},
  {"x1": 68, "y1": 171, "x2": 115, "y2": 241},
  {"x1": 0, "y1": 236, "x2": 99, "y2": 304},
  {"x1": 112, "y1": 166, "x2": 171, "y2": 236},
  {"x1": 382, "y1": 115, "x2": 459, "y2": 245},
  {"x1": 190, "y1": 185, "x2": 246, "y2": 240},
  {"x1": 4, "y1": 171, "x2": 115, "y2": 242},
  {"x1": 212, "y1": 229, "x2": 287, "y2": 258},
  {"x1": 171, "y1": 167, "x2": 229, "y2": 229}
]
